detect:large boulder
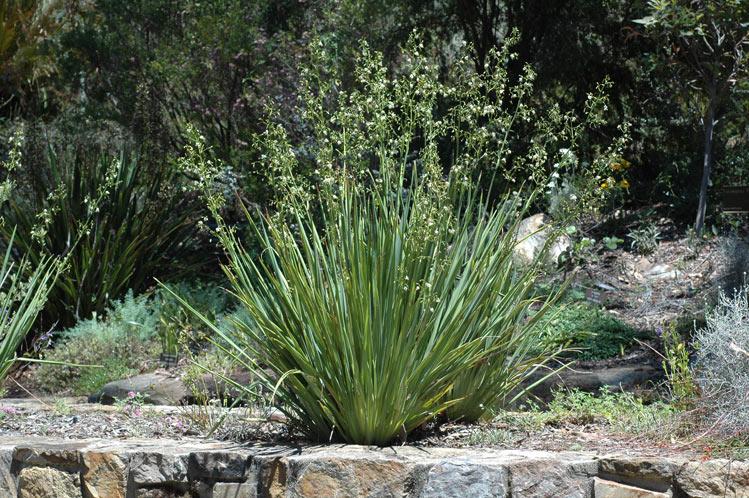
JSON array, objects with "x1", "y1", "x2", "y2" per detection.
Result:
[
  {"x1": 518, "y1": 364, "x2": 662, "y2": 403},
  {"x1": 514, "y1": 213, "x2": 571, "y2": 266},
  {"x1": 89, "y1": 372, "x2": 189, "y2": 405},
  {"x1": 89, "y1": 369, "x2": 255, "y2": 406}
]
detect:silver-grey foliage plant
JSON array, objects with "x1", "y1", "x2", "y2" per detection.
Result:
[{"x1": 693, "y1": 285, "x2": 749, "y2": 434}]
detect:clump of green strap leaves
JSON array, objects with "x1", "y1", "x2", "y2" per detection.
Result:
[
  {"x1": 172, "y1": 35, "x2": 626, "y2": 445},
  {"x1": 0, "y1": 130, "x2": 101, "y2": 381}
]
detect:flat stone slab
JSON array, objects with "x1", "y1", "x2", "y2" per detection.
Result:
[{"x1": 0, "y1": 437, "x2": 745, "y2": 497}]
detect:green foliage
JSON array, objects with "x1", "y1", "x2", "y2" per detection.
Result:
[
  {"x1": 36, "y1": 281, "x2": 236, "y2": 393},
  {"x1": 545, "y1": 387, "x2": 678, "y2": 434},
  {"x1": 558, "y1": 231, "x2": 597, "y2": 267},
  {"x1": 73, "y1": 358, "x2": 139, "y2": 397},
  {"x1": 637, "y1": 0, "x2": 749, "y2": 232},
  {"x1": 185, "y1": 171, "x2": 557, "y2": 444},
  {"x1": 660, "y1": 322, "x2": 698, "y2": 403},
  {"x1": 0, "y1": 0, "x2": 62, "y2": 116},
  {"x1": 64, "y1": 290, "x2": 161, "y2": 341},
  {"x1": 627, "y1": 224, "x2": 661, "y2": 255},
  {"x1": 155, "y1": 280, "x2": 230, "y2": 355},
  {"x1": 114, "y1": 391, "x2": 147, "y2": 417},
  {"x1": 467, "y1": 387, "x2": 679, "y2": 446},
  {"x1": 603, "y1": 236, "x2": 624, "y2": 251},
  {"x1": 537, "y1": 302, "x2": 647, "y2": 361},
  {"x1": 54, "y1": 0, "x2": 307, "y2": 178},
  {"x1": 35, "y1": 291, "x2": 160, "y2": 394},
  {"x1": 0, "y1": 235, "x2": 60, "y2": 380},
  {"x1": 1, "y1": 137, "x2": 202, "y2": 328}
]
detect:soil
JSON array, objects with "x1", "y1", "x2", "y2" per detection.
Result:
[
  {"x1": 413, "y1": 420, "x2": 706, "y2": 460},
  {"x1": 569, "y1": 232, "x2": 736, "y2": 333}
]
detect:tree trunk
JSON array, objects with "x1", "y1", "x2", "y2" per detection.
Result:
[{"x1": 694, "y1": 89, "x2": 717, "y2": 235}]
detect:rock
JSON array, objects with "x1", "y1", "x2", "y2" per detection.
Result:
[
  {"x1": 17, "y1": 466, "x2": 81, "y2": 498},
  {"x1": 135, "y1": 489, "x2": 190, "y2": 498},
  {"x1": 188, "y1": 451, "x2": 250, "y2": 481},
  {"x1": 2, "y1": 437, "x2": 749, "y2": 498},
  {"x1": 0, "y1": 448, "x2": 16, "y2": 498},
  {"x1": 640, "y1": 263, "x2": 681, "y2": 282},
  {"x1": 513, "y1": 214, "x2": 571, "y2": 266},
  {"x1": 285, "y1": 455, "x2": 409, "y2": 497},
  {"x1": 192, "y1": 369, "x2": 254, "y2": 402},
  {"x1": 82, "y1": 451, "x2": 129, "y2": 498},
  {"x1": 212, "y1": 482, "x2": 257, "y2": 498},
  {"x1": 594, "y1": 477, "x2": 671, "y2": 498},
  {"x1": 676, "y1": 460, "x2": 749, "y2": 497},
  {"x1": 91, "y1": 369, "x2": 257, "y2": 406},
  {"x1": 252, "y1": 457, "x2": 287, "y2": 497},
  {"x1": 670, "y1": 288, "x2": 686, "y2": 298},
  {"x1": 520, "y1": 365, "x2": 662, "y2": 402},
  {"x1": 266, "y1": 408, "x2": 287, "y2": 423},
  {"x1": 506, "y1": 453, "x2": 597, "y2": 497},
  {"x1": 89, "y1": 372, "x2": 189, "y2": 405},
  {"x1": 13, "y1": 442, "x2": 86, "y2": 470},
  {"x1": 598, "y1": 455, "x2": 681, "y2": 492},
  {"x1": 417, "y1": 461, "x2": 508, "y2": 497},
  {"x1": 129, "y1": 451, "x2": 189, "y2": 486}
]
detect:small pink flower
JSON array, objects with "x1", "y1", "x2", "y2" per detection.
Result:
[
  {"x1": 127, "y1": 391, "x2": 136, "y2": 398},
  {"x1": 0, "y1": 406, "x2": 17, "y2": 415},
  {"x1": 133, "y1": 408, "x2": 142, "y2": 417}
]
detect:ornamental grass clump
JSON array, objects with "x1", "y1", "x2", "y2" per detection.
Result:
[
  {"x1": 174, "y1": 37, "x2": 625, "y2": 445},
  {"x1": 0, "y1": 131, "x2": 66, "y2": 381}
]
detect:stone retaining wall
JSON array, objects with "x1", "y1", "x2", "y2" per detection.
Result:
[{"x1": 0, "y1": 437, "x2": 746, "y2": 497}]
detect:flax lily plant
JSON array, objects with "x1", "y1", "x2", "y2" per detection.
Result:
[
  {"x1": 168, "y1": 39, "x2": 588, "y2": 445},
  {"x1": 0, "y1": 231, "x2": 61, "y2": 380},
  {"x1": 171, "y1": 134, "x2": 562, "y2": 444},
  {"x1": 0, "y1": 130, "x2": 102, "y2": 382}
]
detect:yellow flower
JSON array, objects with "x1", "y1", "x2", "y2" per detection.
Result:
[
  {"x1": 600, "y1": 181, "x2": 610, "y2": 190},
  {"x1": 619, "y1": 179, "x2": 630, "y2": 189},
  {"x1": 611, "y1": 162, "x2": 622, "y2": 171}
]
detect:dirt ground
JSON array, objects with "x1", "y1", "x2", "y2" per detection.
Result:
[{"x1": 570, "y1": 231, "x2": 743, "y2": 333}]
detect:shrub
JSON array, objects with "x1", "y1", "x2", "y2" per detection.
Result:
[
  {"x1": 660, "y1": 322, "x2": 698, "y2": 404},
  {"x1": 0, "y1": 235, "x2": 60, "y2": 381},
  {"x1": 536, "y1": 302, "x2": 647, "y2": 361},
  {"x1": 35, "y1": 291, "x2": 160, "y2": 395},
  {"x1": 1, "y1": 133, "x2": 203, "y2": 328},
  {"x1": 182, "y1": 164, "x2": 558, "y2": 444},
  {"x1": 154, "y1": 280, "x2": 231, "y2": 355},
  {"x1": 627, "y1": 223, "x2": 660, "y2": 255},
  {"x1": 546, "y1": 387, "x2": 677, "y2": 435},
  {"x1": 693, "y1": 286, "x2": 749, "y2": 435}
]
